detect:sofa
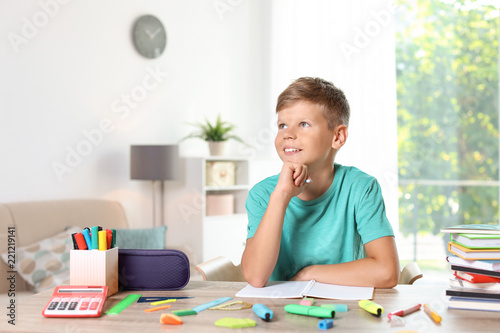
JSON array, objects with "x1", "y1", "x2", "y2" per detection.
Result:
[{"x1": 0, "y1": 199, "x2": 130, "y2": 295}]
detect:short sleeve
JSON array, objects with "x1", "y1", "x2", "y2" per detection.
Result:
[
  {"x1": 245, "y1": 177, "x2": 277, "y2": 239},
  {"x1": 355, "y1": 178, "x2": 394, "y2": 244}
]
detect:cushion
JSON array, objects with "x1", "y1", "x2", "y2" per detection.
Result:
[
  {"x1": 1, "y1": 226, "x2": 81, "y2": 292},
  {"x1": 115, "y1": 226, "x2": 166, "y2": 249}
]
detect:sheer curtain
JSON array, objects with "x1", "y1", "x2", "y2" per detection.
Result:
[{"x1": 269, "y1": 0, "x2": 399, "y2": 232}]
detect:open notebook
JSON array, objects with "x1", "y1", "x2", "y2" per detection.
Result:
[{"x1": 235, "y1": 280, "x2": 374, "y2": 300}]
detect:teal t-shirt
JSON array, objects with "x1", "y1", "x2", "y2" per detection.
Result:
[{"x1": 245, "y1": 163, "x2": 394, "y2": 281}]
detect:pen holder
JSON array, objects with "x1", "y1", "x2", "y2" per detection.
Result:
[{"x1": 69, "y1": 247, "x2": 119, "y2": 296}]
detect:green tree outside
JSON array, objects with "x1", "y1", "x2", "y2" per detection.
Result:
[{"x1": 396, "y1": 0, "x2": 499, "y2": 237}]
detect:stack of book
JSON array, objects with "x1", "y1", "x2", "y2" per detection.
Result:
[{"x1": 441, "y1": 224, "x2": 500, "y2": 312}]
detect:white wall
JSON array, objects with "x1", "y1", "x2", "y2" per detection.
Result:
[
  {"x1": 0, "y1": 0, "x2": 398, "y2": 259},
  {"x1": 270, "y1": 0, "x2": 399, "y2": 233},
  {"x1": 0, "y1": 0, "x2": 272, "y2": 229}
]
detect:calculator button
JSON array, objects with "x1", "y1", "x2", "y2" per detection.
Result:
[
  {"x1": 89, "y1": 300, "x2": 100, "y2": 310},
  {"x1": 57, "y1": 302, "x2": 68, "y2": 310},
  {"x1": 58, "y1": 298, "x2": 71, "y2": 310},
  {"x1": 47, "y1": 301, "x2": 59, "y2": 310},
  {"x1": 80, "y1": 298, "x2": 90, "y2": 311}
]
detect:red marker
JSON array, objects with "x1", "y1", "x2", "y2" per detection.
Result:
[
  {"x1": 106, "y1": 229, "x2": 112, "y2": 250},
  {"x1": 74, "y1": 232, "x2": 87, "y2": 250},
  {"x1": 387, "y1": 303, "x2": 421, "y2": 319}
]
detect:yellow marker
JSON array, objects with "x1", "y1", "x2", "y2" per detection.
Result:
[
  {"x1": 423, "y1": 304, "x2": 442, "y2": 323},
  {"x1": 98, "y1": 230, "x2": 107, "y2": 251},
  {"x1": 359, "y1": 300, "x2": 384, "y2": 317},
  {"x1": 151, "y1": 299, "x2": 177, "y2": 306}
]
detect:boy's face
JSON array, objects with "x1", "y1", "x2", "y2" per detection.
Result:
[{"x1": 275, "y1": 101, "x2": 336, "y2": 169}]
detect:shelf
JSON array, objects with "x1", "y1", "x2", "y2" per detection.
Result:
[{"x1": 184, "y1": 156, "x2": 250, "y2": 264}]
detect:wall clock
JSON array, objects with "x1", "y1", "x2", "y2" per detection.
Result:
[{"x1": 132, "y1": 15, "x2": 167, "y2": 59}]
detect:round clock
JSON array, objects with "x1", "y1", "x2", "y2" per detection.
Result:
[{"x1": 132, "y1": 15, "x2": 167, "y2": 59}]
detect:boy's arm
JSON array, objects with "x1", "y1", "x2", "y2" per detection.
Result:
[
  {"x1": 241, "y1": 162, "x2": 309, "y2": 288},
  {"x1": 240, "y1": 191, "x2": 289, "y2": 288},
  {"x1": 290, "y1": 236, "x2": 400, "y2": 288}
]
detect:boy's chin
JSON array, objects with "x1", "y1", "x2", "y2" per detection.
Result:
[{"x1": 280, "y1": 155, "x2": 306, "y2": 164}]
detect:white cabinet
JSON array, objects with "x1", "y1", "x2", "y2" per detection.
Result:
[{"x1": 184, "y1": 157, "x2": 250, "y2": 265}]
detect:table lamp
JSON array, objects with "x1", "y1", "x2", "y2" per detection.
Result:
[{"x1": 130, "y1": 145, "x2": 179, "y2": 227}]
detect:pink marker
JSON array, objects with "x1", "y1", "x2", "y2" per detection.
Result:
[{"x1": 387, "y1": 303, "x2": 421, "y2": 319}]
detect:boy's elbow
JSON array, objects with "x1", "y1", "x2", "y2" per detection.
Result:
[
  {"x1": 242, "y1": 267, "x2": 268, "y2": 288},
  {"x1": 246, "y1": 278, "x2": 267, "y2": 288},
  {"x1": 376, "y1": 267, "x2": 400, "y2": 288}
]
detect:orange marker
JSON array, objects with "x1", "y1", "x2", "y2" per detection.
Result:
[
  {"x1": 423, "y1": 304, "x2": 442, "y2": 323},
  {"x1": 160, "y1": 313, "x2": 183, "y2": 325},
  {"x1": 144, "y1": 304, "x2": 172, "y2": 312}
]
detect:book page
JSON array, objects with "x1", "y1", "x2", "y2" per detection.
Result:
[
  {"x1": 235, "y1": 280, "x2": 373, "y2": 300},
  {"x1": 305, "y1": 281, "x2": 374, "y2": 300},
  {"x1": 235, "y1": 281, "x2": 310, "y2": 298}
]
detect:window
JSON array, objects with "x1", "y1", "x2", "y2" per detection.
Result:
[{"x1": 396, "y1": 0, "x2": 499, "y2": 277}]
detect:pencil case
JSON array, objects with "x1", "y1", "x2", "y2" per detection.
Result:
[{"x1": 118, "y1": 249, "x2": 190, "y2": 290}]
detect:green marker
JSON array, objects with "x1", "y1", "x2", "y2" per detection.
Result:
[
  {"x1": 106, "y1": 294, "x2": 142, "y2": 314},
  {"x1": 110, "y1": 229, "x2": 116, "y2": 248},
  {"x1": 91, "y1": 226, "x2": 99, "y2": 249},
  {"x1": 172, "y1": 309, "x2": 197, "y2": 316},
  {"x1": 284, "y1": 304, "x2": 335, "y2": 318}
]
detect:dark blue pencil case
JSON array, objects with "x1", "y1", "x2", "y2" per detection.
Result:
[{"x1": 118, "y1": 249, "x2": 190, "y2": 290}]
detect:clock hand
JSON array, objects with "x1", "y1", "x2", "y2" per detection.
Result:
[
  {"x1": 150, "y1": 28, "x2": 161, "y2": 39},
  {"x1": 144, "y1": 29, "x2": 154, "y2": 39}
]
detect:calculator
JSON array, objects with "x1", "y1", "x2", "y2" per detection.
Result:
[{"x1": 42, "y1": 285, "x2": 108, "y2": 317}]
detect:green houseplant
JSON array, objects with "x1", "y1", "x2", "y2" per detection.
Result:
[{"x1": 181, "y1": 114, "x2": 245, "y2": 155}]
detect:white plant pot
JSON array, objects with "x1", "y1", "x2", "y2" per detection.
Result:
[{"x1": 208, "y1": 141, "x2": 226, "y2": 156}]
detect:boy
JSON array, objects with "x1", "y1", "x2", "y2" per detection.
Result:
[{"x1": 241, "y1": 77, "x2": 400, "y2": 288}]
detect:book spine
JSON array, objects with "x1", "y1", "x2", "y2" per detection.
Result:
[{"x1": 451, "y1": 265, "x2": 500, "y2": 278}]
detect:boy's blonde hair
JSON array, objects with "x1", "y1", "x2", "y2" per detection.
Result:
[{"x1": 276, "y1": 77, "x2": 350, "y2": 130}]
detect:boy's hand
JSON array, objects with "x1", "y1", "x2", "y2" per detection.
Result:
[{"x1": 275, "y1": 162, "x2": 309, "y2": 199}]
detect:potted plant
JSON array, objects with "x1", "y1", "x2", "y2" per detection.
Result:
[{"x1": 180, "y1": 114, "x2": 245, "y2": 155}]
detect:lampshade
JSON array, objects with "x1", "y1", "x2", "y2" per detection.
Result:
[{"x1": 130, "y1": 145, "x2": 179, "y2": 180}]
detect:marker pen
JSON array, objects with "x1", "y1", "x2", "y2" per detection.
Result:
[
  {"x1": 110, "y1": 229, "x2": 116, "y2": 248},
  {"x1": 74, "y1": 232, "x2": 87, "y2": 250},
  {"x1": 387, "y1": 303, "x2": 421, "y2": 319},
  {"x1": 81, "y1": 228, "x2": 92, "y2": 250},
  {"x1": 98, "y1": 231, "x2": 107, "y2": 251},
  {"x1": 106, "y1": 229, "x2": 112, "y2": 250},
  {"x1": 423, "y1": 304, "x2": 442, "y2": 323},
  {"x1": 359, "y1": 300, "x2": 384, "y2": 317},
  {"x1": 253, "y1": 304, "x2": 273, "y2": 321},
  {"x1": 91, "y1": 226, "x2": 99, "y2": 250},
  {"x1": 71, "y1": 233, "x2": 78, "y2": 250},
  {"x1": 284, "y1": 304, "x2": 334, "y2": 318}
]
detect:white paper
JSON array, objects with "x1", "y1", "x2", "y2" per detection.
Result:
[{"x1": 235, "y1": 280, "x2": 374, "y2": 300}]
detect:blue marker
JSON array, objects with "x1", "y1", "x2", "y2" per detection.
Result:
[
  {"x1": 81, "y1": 229, "x2": 92, "y2": 250},
  {"x1": 253, "y1": 304, "x2": 273, "y2": 321}
]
